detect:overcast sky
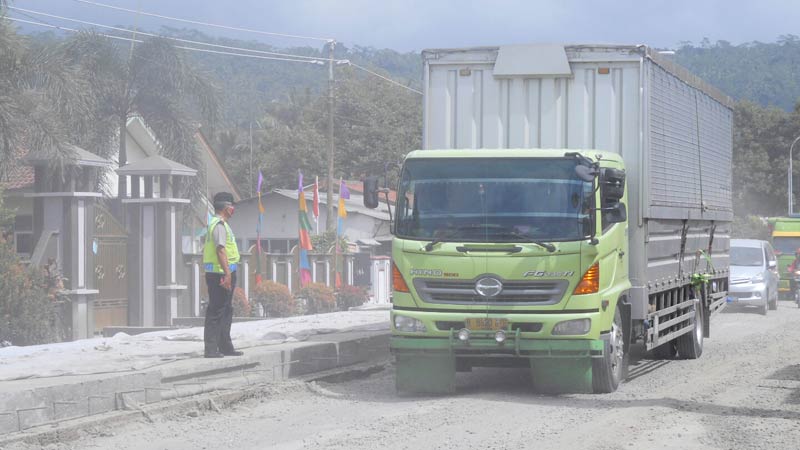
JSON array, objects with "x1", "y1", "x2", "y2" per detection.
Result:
[{"x1": 8, "y1": 0, "x2": 800, "y2": 52}]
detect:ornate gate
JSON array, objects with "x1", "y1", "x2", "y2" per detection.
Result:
[{"x1": 93, "y1": 206, "x2": 128, "y2": 332}]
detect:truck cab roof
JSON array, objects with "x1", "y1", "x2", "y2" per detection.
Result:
[{"x1": 404, "y1": 148, "x2": 624, "y2": 165}]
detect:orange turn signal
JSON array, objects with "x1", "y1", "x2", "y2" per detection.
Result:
[
  {"x1": 573, "y1": 263, "x2": 599, "y2": 295},
  {"x1": 392, "y1": 262, "x2": 410, "y2": 293}
]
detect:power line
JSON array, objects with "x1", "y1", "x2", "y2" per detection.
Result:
[
  {"x1": 9, "y1": 6, "x2": 327, "y2": 62},
  {"x1": 345, "y1": 62, "x2": 423, "y2": 95},
  {"x1": 10, "y1": 12, "x2": 420, "y2": 95},
  {"x1": 6, "y1": 16, "x2": 329, "y2": 65},
  {"x1": 72, "y1": 0, "x2": 332, "y2": 43}
]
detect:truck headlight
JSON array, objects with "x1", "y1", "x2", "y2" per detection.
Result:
[
  {"x1": 750, "y1": 274, "x2": 764, "y2": 283},
  {"x1": 552, "y1": 319, "x2": 591, "y2": 335},
  {"x1": 393, "y1": 315, "x2": 427, "y2": 333}
]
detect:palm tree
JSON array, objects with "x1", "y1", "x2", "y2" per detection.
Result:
[
  {"x1": 0, "y1": 12, "x2": 98, "y2": 177},
  {"x1": 62, "y1": 33, "x2": 220, "y2": 198}
]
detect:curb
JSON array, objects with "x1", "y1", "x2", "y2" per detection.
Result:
[{"x1": 0, "y1": 329, "x2": 389, "y2": 441}]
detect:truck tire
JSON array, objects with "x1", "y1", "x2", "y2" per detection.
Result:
[
  {"x1": 677, "y1": 301, "x2": 703, "y2": 359},
  {"x1": 592, "y1": 306, "x2": 628, "y2": 393}
]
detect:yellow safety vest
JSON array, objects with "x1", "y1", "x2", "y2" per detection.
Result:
[{"x1": 203, "y1": 216, "x2": 240, "y2": 273}]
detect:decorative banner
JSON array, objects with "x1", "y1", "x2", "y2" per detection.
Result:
[
  {"x1": 255, "y1": 170, "x2": 264, "y2": 286},
  {"x1": 312, "y1": 176, "x2": 320, "y2": 226},
  {"x1": 298, "y1": 171, "x2": 313, "y2": 286},
  {"x1": 335, "y1": 179, "x2": 351, "y2": 288}
]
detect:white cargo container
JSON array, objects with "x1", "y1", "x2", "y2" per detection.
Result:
[{"x1": 422, "y1": 44, "x2": 733, "y2": 323}]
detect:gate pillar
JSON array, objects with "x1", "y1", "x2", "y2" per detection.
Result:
[
  {"x1": 118, "y1": 156, "x2": 196, "y2": 326},
  {"x1": 25, "y1": 146, "x2": 112, "y2": 339}
]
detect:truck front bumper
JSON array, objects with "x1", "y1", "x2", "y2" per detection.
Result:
[{"x1": 391, "y1": 332, "x2": 605, "y2": 359}]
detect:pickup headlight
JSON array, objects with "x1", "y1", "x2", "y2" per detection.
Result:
[
  {"x1": 750, "y1": 274, "x2": 764, "y2": 283},
  {"x1": 552, "y1": 319, "x2": 591, "y2": 335},
  {"x1": 393, "y1": 314, "x2": 427, "y2": 333}
]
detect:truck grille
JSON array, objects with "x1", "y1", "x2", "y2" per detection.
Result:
[
  {"x1": 729, "y1": 277, "x2": 749, "y2": 285},
  {"x1": 413, "y1": 278, "x2": 568, "y2": 305}
]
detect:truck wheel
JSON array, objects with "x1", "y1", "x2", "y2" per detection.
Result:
[
  {"x1": 592, "y1": 306, "x2": 628, "y2": 393},
  {"x1": 769, "y1": 290, "x2": 778, "y2": 310},
  {"x1": 760, "y1": 300, "x2": 768, "y2": 316},
  {"x1": 677, "y1": 301, "x2": 703, "y2": 359}
]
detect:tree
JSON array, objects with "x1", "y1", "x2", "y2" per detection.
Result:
[
  {"x1": 62, "y1": 33, "x2": 220, "y2": 197},
  {"x1": 221, "y1": 68, "x2": 421, "y2": 193},
  {"x1": 0, "y1": 14, "x2": 98, "y2": 177}
]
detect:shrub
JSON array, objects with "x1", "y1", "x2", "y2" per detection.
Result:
[
  {"x1": 251, "y1": 281, "x2": 296, "y2": 318},
  {"x1": 336, "y1": 285, "x2": 370, "y2": 310},
  {"x1": 0, "y1": 237, "x2": 60, "y2": 345},
  {"x1": 297, "y1": 282, "x2": 336, "y2": 314},
  {"x1": 232, "y1": 287, "x2": 251, "y2": 317}
]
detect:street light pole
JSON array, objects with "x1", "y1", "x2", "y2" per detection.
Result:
[{"x1": 790, "y1": 136, "x2": 800, "y2": 215}]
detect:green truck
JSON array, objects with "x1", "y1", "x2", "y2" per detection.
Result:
[
  {"x1": 364, "y1": 44, "x2": 732, "y2": 394},
  {"x1": 768, "y1": 216, "x2": 800, "y2": 298}
]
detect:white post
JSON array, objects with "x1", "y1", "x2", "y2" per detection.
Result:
[{"x1": 790, "y1": 136, "x2": 800, "y2": 215}]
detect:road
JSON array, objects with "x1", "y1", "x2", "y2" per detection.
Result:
[{"x1": 17, "y1": 302, "x2": 800, "y2": 450}]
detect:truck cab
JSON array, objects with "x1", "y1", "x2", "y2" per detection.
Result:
[{"x1": 378, "y1": 148, "x2": 631, "y2": 393}]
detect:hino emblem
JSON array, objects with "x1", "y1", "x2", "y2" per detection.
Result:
[{"x1": 475, "y1": 277, "x2": 503, "y2": 298}]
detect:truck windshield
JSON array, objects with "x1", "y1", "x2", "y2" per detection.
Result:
[
  {"x1": 395, "y1": 158, "x2": 593, "y2": 243},
  {"x1": 772, "y1": 237, "x2": 800, "y2": 255}
]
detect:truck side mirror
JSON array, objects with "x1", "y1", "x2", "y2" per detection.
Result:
[
  {"x1": 363, "y1": 176, "x2": 380, "y2": 209},
  {"x1": 601, "y1": 168, "x2": 626, "y2": 204},
  {"x1": 604, "y1": 202, "x2": 627, "y2": 224},
  {"x1": 768, "y1": 260, "x2": 777, "y2": 269}
]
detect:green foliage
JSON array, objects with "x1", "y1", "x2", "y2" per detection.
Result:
[
  {"x1": 730, "y1": 100, "x2": 800, "y2": 219},
  {"x1": 336, "y1": 286, "x2": 369, "y2": 310},
  {"x1": 231, "y1": 287, "x2": 251, "y2": 317},
  {"x1": 297, "y1": 282, "x2": 336, "y2": 314},
  {"x1": 310, "y1": 230, "x2": 348, "y2": 254},
  {"x1": 676, "y1": 37, "x2": 800, "y2": 111},
  {"x1": 62, "y1": 33, "x2": 220, "y2": 202},
  {"x1": 0, "y1": 192, "x2": 66, "y2": 345},
  {"x1": 251, "y1": 281, "x2": 296, "y2": 318},
  {"x1": 732, "y1": 215, "x2": 771, "y2": 240},
  {"x1": 0, "y1": 15, "x2": 100, "y2": 177}
]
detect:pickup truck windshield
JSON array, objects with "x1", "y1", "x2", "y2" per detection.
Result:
[{"x1": 395, "y1": 157, "x2": 593, "y2": 243}]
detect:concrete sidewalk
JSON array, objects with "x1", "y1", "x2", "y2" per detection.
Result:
[{"x1": 0, "y1": 308, "x2": 390, "y2": 436}]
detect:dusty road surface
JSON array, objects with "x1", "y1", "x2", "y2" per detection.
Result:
[{"x1": 13, "y1": 303, "x2": 800, "y2": 450}]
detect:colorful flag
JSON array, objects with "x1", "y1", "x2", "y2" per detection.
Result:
[
  {"x1": 337, "y1": 179, "x2": 350, "y2": 235},
  {"x1": 335, "y1": 179, "x2": 351, "y2": 288},
  {"x1": 312, "y1": 176, "x2": 320, "y2": 221},
  {"x1": 298, "y1": 172, "x2": 313, "y2": 251},
  {"x1": 299, "y1": 249, "x2": 312, "y2": 285},
  {"x1": 298, "y1": 171, "x2": 314, "y2": 286},
  {"x1": 255, "y1": 170, "x2": 264, "y2": 285}
]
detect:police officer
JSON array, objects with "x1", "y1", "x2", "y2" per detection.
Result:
[{"x1": 203, "y1": 192, "x2": 243, "y2": 358}]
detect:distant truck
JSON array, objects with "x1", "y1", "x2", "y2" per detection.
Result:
[
  {"x1": 365, "y1": 44, "x2": 733, "y2": 393},
  {"x1": 767, "y1": 216, "x2": 800, "y2": 298}
]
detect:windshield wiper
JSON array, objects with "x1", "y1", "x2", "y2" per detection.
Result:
[
  {"x1": 493, "y1": 230, "x2": 556, "y2": 253},
  {"x1": 424, "y1": 225, "x2": 556, "y2": 253}
]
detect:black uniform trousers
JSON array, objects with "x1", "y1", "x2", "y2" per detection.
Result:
[{"x1": 204, "y1": 271, "x2": 237, "y2": 355}]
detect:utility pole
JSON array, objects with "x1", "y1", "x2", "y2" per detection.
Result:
[{"x1": 325, "y1": 39, "x2": 336, "y2": 232}]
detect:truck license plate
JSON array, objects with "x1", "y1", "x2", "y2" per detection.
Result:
[{"x1": 465, "y1": 318, "x2": 508, "y2": 330}]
